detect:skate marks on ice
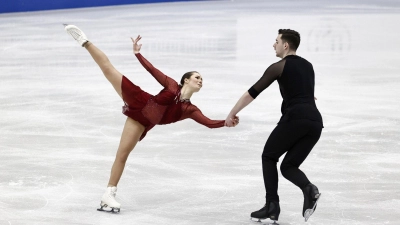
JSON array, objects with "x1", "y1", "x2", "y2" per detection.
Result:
[
  {"x1": 0, "y1": 163, "x2": 74, "y2": 206},
  {"x1": 0, "y1": 220, "x2": 12, "y2": 225},
  {"x1": 0, "y1": 162, "x2": 75, "y2": 222}
]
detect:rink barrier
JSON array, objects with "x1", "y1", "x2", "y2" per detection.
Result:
[{"x1": 0, "y1": 0, "x2": 203, "y2": 14}]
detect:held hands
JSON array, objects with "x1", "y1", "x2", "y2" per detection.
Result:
[
  {"x1": 225, "y1": 115, "x2": 239, "y2": 127},
  {"x1": 131, "y1": 35, "x2": 142, "y2": 54}
]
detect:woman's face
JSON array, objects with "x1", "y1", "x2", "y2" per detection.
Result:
[{"x1": 185, "y1": 73, "x2": 203, "y2": 92}]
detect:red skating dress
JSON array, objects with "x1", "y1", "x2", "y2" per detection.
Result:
[{"x1": 121, "y1": 53, "x2": 225, "y2": 141}]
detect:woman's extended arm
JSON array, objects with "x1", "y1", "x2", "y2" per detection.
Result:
[
  {"x1": 190, "y1": 107, "x2": 225, "y2": 128},
  {"x1": 187, "y1": 105, "x2": 239, "y2": 128},
  {"x1": 131, "y1": 35, "x2": 176, "y2": 88}
]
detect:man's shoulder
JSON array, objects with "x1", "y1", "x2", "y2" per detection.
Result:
[{"x1": 290, "y1": 55, "x2": 313, "y2": 66}]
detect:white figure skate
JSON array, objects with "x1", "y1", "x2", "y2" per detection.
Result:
[
  {"x1": 97, "y1": 186, "x2": 121, "y2": 213},
  {"x1": 64, "y1": 24, "x2": 89, "y2": 47}
]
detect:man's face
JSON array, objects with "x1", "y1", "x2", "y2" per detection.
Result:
[{"x1": 273, "y1": 34, "x2": 285, "y2": 58}]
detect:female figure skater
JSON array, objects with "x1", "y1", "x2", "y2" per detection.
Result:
[
  {"x1": 225, "y1": 29, "x2": 323, "y2": 223},
  {"x1": 64, "y1": 24, "x2": 238, "y2": 212}
]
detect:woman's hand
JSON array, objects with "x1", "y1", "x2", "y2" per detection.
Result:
[
  {"x1": 131, "y1": 35, "x2": 142, "y2": 54},
  {"x1": 225, "y1": 115, "x2": 239, "y2": 127}
]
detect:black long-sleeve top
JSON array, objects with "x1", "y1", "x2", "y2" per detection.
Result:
[{"x1": 248, "y1": 55, "x2": 323, "y2": 125}]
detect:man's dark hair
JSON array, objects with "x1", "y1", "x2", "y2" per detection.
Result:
[{"x1": 278, "y1": 29, "x2": 300, "y2": 51}]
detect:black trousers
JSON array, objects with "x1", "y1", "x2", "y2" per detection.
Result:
[{"x1": 262, "y1": 119, "x2": 323, "y2": 202}]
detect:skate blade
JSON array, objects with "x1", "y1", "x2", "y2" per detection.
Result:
[
  {"x1": 97, "y1": 204, "x2": 120, "y2": 213},
  {"x1": 97, "y1": 207, "x2": 120, "y2": 213},
  {"x1": 305, "y1": 193, "x2": 321, "y2": 221},
  {"x1": 250, "y1": 217, "x2": 279, "y2": 225},
  {"x1": 250, "y1": 217, "x2": 263, "y2": 223}
]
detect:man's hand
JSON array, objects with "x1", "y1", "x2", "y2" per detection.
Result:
[{"x1": 225, "y1": 115, "x2": 239, "y2": 127}]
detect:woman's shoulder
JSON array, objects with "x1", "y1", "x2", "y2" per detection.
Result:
[{"x1": 166, "y1": 78, "x2": 180, "y2": 91}]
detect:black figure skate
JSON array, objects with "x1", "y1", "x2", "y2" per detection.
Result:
[
  {"x1": 302, "y1": 183, "x2": 321, "y2": 221},
  {"x1": 250, "y1": 201, "x2": 280, "y2": 225}
]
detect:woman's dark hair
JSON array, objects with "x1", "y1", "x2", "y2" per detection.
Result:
[
  {"x1": 278, "y1": 29, "x2": 300, "y2": 51},
  {"x1": 179, "y1": 71, "x2": 199, "y2": 87}
]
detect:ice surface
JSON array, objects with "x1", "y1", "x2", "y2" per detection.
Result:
[{"x1": 0, "y1": 0, "x2": 399, "y2": 224}]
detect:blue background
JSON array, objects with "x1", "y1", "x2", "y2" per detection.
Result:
[{"x1": 0, "y1": 0, "x2": 200, "y2": 14}]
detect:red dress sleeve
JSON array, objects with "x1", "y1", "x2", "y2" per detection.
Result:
[
  {"x1": 183, "y1": 105, "x2": 225, "y2": 128},
  {"x1": 135, "y1": 53, "x2": 177, "y2": 89}
]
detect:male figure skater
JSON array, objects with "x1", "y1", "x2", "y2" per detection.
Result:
[{"x1": 225, "y1": 29, "x2": 323, "y2": 223}]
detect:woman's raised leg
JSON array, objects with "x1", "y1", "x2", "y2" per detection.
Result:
[
  {"x1": 84, "y1": 42, "x2": 123, "y2": 98},
  {"x1": 64, "y1": 25, "x2": 123, "y2": 98}
]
